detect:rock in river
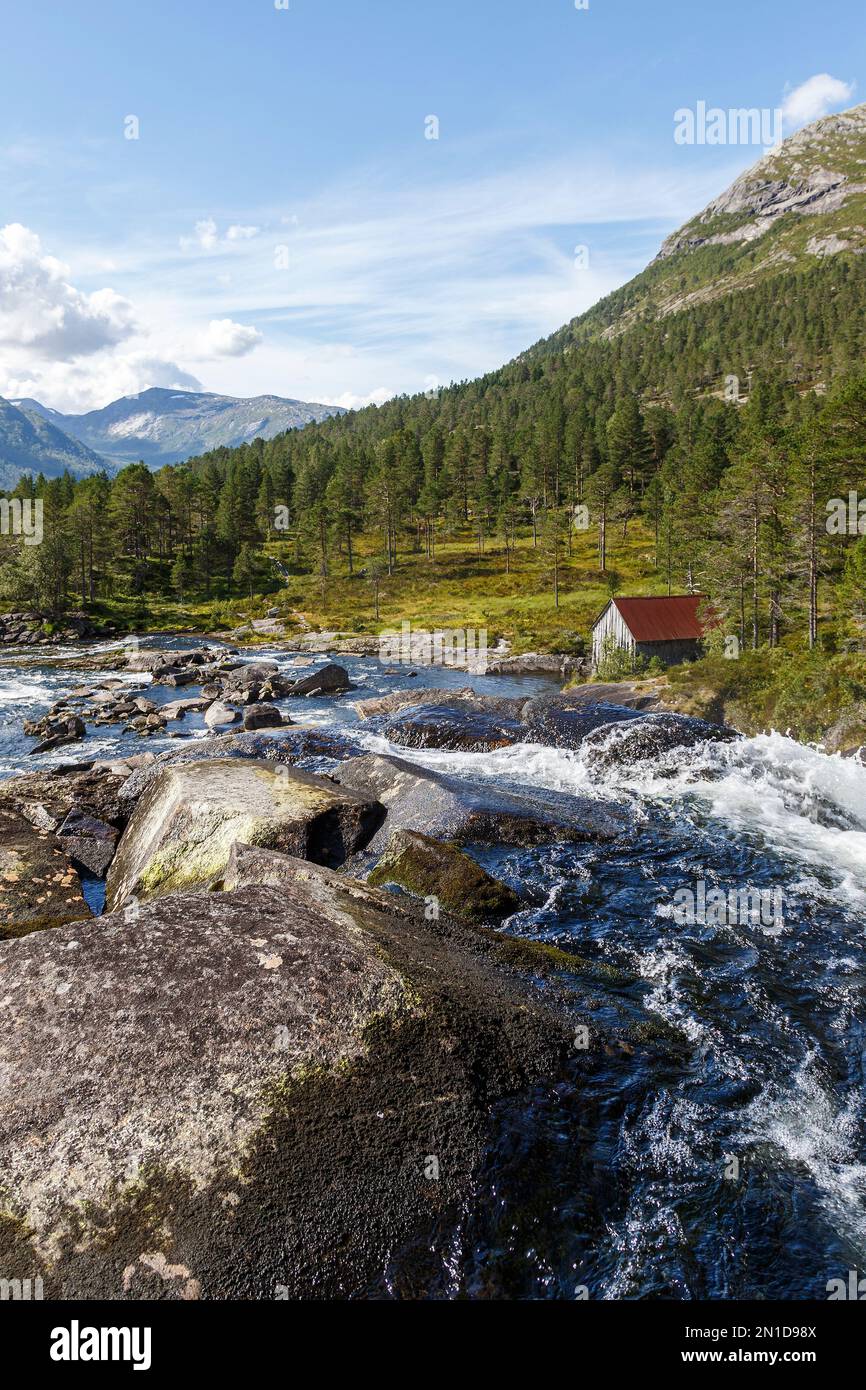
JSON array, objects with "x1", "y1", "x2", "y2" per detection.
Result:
[
  {"x1": 369, "y1": 829, "x2": 520, "y2": 921},
  {"x1": 580, "y1": 712, "x2": 739, "y2": 773},
  {"x1": 287, "y1": 662, "x2": 352, "y2": 697},
  {"x1": 104, "y1": 758, "x2": 384, "y2": 909},
  {"x1": 384, "y1": 700, "x2": 525, "y2": 752},
  {"x1": 0, "y1": 848, "x2": 579, "y2": 1298},
  {"x1": 337, "y1": 753, "x2": 627, "y2": 851}
]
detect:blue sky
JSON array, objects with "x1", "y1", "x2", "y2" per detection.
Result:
[{"x1": 0, "y1": 0, "x2": 862, "y2": 412}]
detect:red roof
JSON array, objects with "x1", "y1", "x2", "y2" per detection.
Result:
[{"x1": 603, "y1": 595, "x2": 711, "y2": 642}]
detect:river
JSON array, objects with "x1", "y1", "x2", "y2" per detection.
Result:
[{"x1": 2, "y1": 635, "x2": 866, "y2": 1300}]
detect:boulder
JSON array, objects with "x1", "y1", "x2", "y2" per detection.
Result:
[
  {"x1": 354, "y1": 686, "x2": 475, "y2": 720},
  {"x1": 384, "y1": 700, "x2": 524, "y2": 752},
  {"x1": 369, "y1": 829, "x2": 520, "y2": 921},
  {"x1": 243, "y1": 703, "x2": 285, "y2": 731},
  {"x1": 56, "y1": 810, "x2": 119, "y2": 876},
  {"x1": 336, "y1": 754, "x2": 627, "y2": 851},
  {"x1": 204, "y1": 701, "x2": 241, "y2": 729},
  {"x1": 520, "y1": 694, "x2": 646, "y2": 749},
  {"x1": 0, "y1": 852, "x2": 581, "y2": 1299},
  {"x1": 580, "y1": 712, "x2": 739, "y2": 773},
  {"x1": 104, "y1": 759, "x2": 384, "y2": 909},
  {"x1": 160, "y1": 697, "x2": 213, "y2": 721},
  {"x1": 222, "y1": 661, "x2": 279, "y2": 691},
  {"x1": 0, "y1": 807, "x2": 90, "y2": 938},
  {"x1": 288, "y1": 663, "x2": 352, "y2": 697},
  {"x1": 117, "y1": 728, "x2": 365, "y2": 806},
  {"x1": 0, "y1": 764, "x2": 128, "y2": 830}
]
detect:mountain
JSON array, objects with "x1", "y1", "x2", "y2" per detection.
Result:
[
  {"x1": 0, "y1": 397, "x2": 111, "y2": 490},
  {"x1": 533, "y1": 102, "x2": 866, "y2": 360},
  {"x1": 16, "y1": 388, "x2": 345, "y2": 470}
]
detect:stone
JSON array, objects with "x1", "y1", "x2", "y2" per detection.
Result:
[
  {"x1": 580, "y1": 712, "x2": 739, "y2": 773},
  {"x1": 369, "y1": 830, "x2": 520, "y2": 921},
  {"x1": 242, "y1": 703, "x2": 285, "y2": 731},
  {"x1": 0, "y1": 853, "x2": 580, "y2": 1299},
  {"x1": 0, "y1": 764, "x2": 128, "y2": 830},
  {"x1": 57, "y1": 810, "x2": 120, "y2": 876},
  {"x1": 160, "y1": 697, "x2": 213, "y2": 721},
  {"x1": 354, "y1": 686, "x2": 475, "y2": 720},
  {"x1": 520, "y1": 694, "x2": 646, "y2": 750},
  {"x1": 204, "y1": 701, "x2": 241, "y2": 729},
  {"x1": 337, "y1": 754, "x2": 627, "y2": 851},
  {"x1": 287, "y1": 663, "x2": 352, "y2": 697},
  {"x1": 104, "y1": 759, "x2": 384, "y2": 909},
  {"x1": 384, "y1": 700, "x2": 524, "y2": 752},
  {"x1": 0, "y1": 806, "x2": 90, "y2": 938},
  {"x1": 824, "y1": 703, "x2": 866, "y2": 759}
]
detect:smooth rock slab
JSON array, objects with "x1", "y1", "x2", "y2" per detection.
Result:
[
  {"x1": 384, "y1": 701, "x2": 525, "y2": 752},
  {"x1": 0, "y1": 857, "x2": 574, "y2": 1298},
  {"x1": 105, "y1": 758, "x2": 383, "y2": 909},
  {"x1": 337, "y1": 754, "x2": 627, "y2": 850}
]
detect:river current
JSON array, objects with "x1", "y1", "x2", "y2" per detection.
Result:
[{"x1": 2, "y1": 635, "x2": 865, "y2": 1300}]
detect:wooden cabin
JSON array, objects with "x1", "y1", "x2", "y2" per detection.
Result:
[{"x1": 591, "y1": 595, "x2": 710, "y2": 669}]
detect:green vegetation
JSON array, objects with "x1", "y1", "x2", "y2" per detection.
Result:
[{"x1": 1, "y1": 197, "x2": 865, "y2": 738}]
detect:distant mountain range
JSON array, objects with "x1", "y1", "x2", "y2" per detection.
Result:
[
  {"x1": 0, "y1": 397, "x2": 108, "y2": 490},
  {"x1": 0, "y1": 387, "x2": 345, "y2": 485}
]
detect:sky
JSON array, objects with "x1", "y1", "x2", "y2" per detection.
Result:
[{"x1": 0, "y1": 0, "x2": 863, "y2": 414}]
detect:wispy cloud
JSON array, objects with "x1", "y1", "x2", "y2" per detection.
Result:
[{"x1": 1, "y1": 152, "x2": 736, "y2": 412}]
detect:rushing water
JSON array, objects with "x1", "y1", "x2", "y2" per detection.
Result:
[{"x1": 2, "y1": 637, "x2": 866, "y2": 1300}]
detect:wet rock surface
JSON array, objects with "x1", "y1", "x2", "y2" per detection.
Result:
[
  {"x1": 580, "y1": 711, "x2": 739, "y2": 773},
  {"x1": 369, "y1": 829, "x2": 521, "y2": 921},
  {"x1": 384, "y1": 699, "x2": 525, "y2": 752}
]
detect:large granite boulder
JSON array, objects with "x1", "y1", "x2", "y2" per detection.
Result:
[
  {"x1": 116, "y1": 729, "x2": 365, "y2": 807},
  {"x1": 0, "y1": 807, "x2": 90, "y2": 938},
  {"x1": 105, "y1": 759, "x2": 384, "y2": 909},
  {"x1": 336, "y1": 754, "x2": 627, "y2": 851},
  {"x1": 0, "y1": 850, "x2": 580, "y2": 1299},
  {"x1": 520, "y1": 694, "x2": 646, "y2": 750}
]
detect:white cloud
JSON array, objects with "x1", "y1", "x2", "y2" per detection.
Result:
[
  {"x1": 0, "y1": 223, "x2": 136, "y2": 358},
  {"x1": 0, "y1": 223, "x2": 262, "y2": 411},
  {"x1": 226, "y1": 224, "x2": 259, "y2": 241},
  {"x1": 781, "y1": 74, "x2": 855, "y2": 130},
  {"x1": 197, "y1": 318, "x2": 262, "y2": 357}
]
